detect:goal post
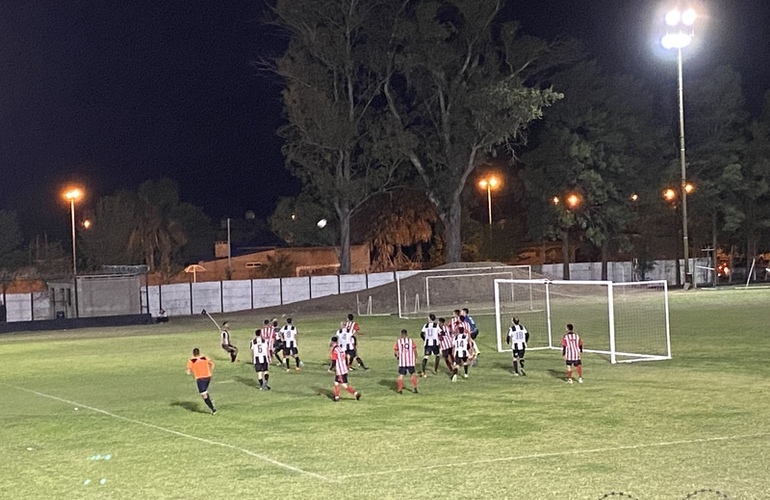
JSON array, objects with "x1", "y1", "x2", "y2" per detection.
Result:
[
  {"x1": 396, "y1": 265, "x2": 532, "y2": 319},
  {"x1": 494, "y1": 279, "x2": 671, "y2": 364}
]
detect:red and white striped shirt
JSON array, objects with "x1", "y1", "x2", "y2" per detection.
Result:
[
  {"x1": 260, "y1": 325, "x2": 276, "y2": 361},
  {"x1": 393, "y1": 337, "x2": 417, "y2": 367},
  {"x1": 438, "y1": 326, "x2": 454, "y2": 351},
  {"x1": 344, "y1": 320, "x2": 360, "y2": 335},
  {"x1": 331, "y1": 345, "x2": 349, "y2": 376},
  {"x1": 562, "y1": 332, "x2": 583, "y2": 361}
]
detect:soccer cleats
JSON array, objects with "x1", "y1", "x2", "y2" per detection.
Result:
[{"x1": 355, "y1": 391, "x2": 361, "y2": 400}]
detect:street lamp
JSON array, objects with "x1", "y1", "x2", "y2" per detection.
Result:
[
  {"x1": 662, "y1": 5, "x2": 696, "y2": 286},
  {"x1": 478, "y1": 176, "x2": 501, "y2": 225},
  {"x1": 63, "y1": 187, "x2": 84, "y2": 318}
]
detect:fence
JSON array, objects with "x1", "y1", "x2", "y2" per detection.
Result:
[{"x1": 1, "y1": 259, "x2": 708, "y2": 323}]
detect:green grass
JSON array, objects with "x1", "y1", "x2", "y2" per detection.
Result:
[{"x1": 2, "y1": 288, "x2": 769, "y2": 499}]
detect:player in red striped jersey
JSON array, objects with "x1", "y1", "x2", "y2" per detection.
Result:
[
  {"x1": 330, "y1": 335, "x2": 361, "y2": 402},
  {"x1": 394, "y1": 329, "x2": 418, "y2": 394},
  {"x1": 561, "y1": 323, "x2": 584, "y2": 384},
  {"x1": 437, "y1": 317, "x2": 454, "y2": 371}
]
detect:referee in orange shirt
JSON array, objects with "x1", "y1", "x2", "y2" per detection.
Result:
[{"x1": 186, "y1": 348, "x2": 217, "y2": 414}]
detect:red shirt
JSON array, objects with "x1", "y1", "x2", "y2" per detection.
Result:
[
  {"x1": 394, "y1": 337, "x2": 416, "y2": 367},
  {"x1": 562, "y1": 332, "x2": 583, "y2": 361},
  {"x1": 331, "y1": 345, "x2": 349, "y2": 376}
]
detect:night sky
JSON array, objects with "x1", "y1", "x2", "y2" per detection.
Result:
[{"x1": 2, "y1": 0, "x2": 769, "y2": 240}]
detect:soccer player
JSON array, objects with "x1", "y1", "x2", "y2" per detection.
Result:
[
  {"x1": 437, "y1": 317, "x2": 454, "y2": 371},
  {"x1": 562, "y1": 323, "x2": 584, "y2": 384},
  {"x1": 330, "y1": 335, "x2": 361, "y2": 402},
  {"x1": 258, "y1": 319, "x2": 282, "y2": 366},
  {"x1": 394, "y1": 329, "x2": 418, "y2": 394},
  {"x1": 220, "y1": 321, "x2": 238, "y2": 363},
  {"x1": 461, "y1": 308, "x2": 479, "y2": 339},
  {"x1": 420, "y1": 313, "x2": 442, "y2": 376},
  {"x1": 450, "y1": 309, "x2": 464, "y2": 335},
  {"x1": 185, "y1": 348, "x2": 217, "y2": 414},
  {"x1": 271, "y1": 319, "x2": 285, "y2": 366},
  {"x1": 451, "y1": 325, "x2": 473, "y2": 382},
  {"x1": 345, "y1": 313, "x2": 369, "y2": 370},
  {"x1": 506, "y1": 316, "x2": 529, "y2": 376},
  {"x1": 249, "y1": 333, "x2": 271, "y2": 390},
  {"x1": 280, "y1": 317, "x2": 302, "y2": 371}
]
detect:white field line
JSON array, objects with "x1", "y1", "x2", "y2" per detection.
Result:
[
  {"x1": 338, "y1": 432, "x2": 770, "y2": 480},
  {"x1": 13, "y1": 385, "x2": 333, "y2": 482}
]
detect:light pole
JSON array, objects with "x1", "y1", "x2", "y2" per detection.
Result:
[
  {"x1": 478, "y1": 176, "x2": 500, "y2": 225},
  {"x1": 63, "y1": 187, "x2": 84, "y2": 318},
  {"x1": 662, "y1": 6, "x2": 696, "y2": 286}
]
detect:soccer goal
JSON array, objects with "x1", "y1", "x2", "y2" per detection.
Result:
[
  {"x1": 396, "y1": 265, "x2": 532, "y2": 318},
  {"x1": 494, "y1": 279, "x2": 671, "y2": 364}
]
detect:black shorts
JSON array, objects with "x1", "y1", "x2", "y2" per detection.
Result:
[
  {"x1": 195, "y1": 377, "x2": 211, "y2": 394},
  {"x1": 454, "y1": 355, "x2": 468, "y2": 366},
  {"x1": 398, "y1": 366, "x2": 415, "y2": 375},
  {"x1": 273, "y1": 342, "x2": 284, "y2": 353},
  {"x1": 346, "y1": 348, "x2": 357, "y2": 359},
  {"x1": 441, "y1": 348, "x2": 453, "y2": 358},
  {"x1": 254, "y1": 361, "x2": 269, "y2": 372},
  {"x1": 283, "y1": 346, "x2": 298, "y2": 356},
  {"x1": 424, "y1": 345, "x2": 440, "y2": 356},
  {"x1": 566, "y1": 359, "x2": 582, "y2": 367},
  {"x1": 221, "y1": 343, "x2": 237, "y2": 354},
  {"x1": 512, "y1": 347, "x2": 526, "y2": 359},
  {"x1": 470, "y1": 330, "x2": 479, "y2": 339},
  {"x1": 335, "y1": 373, "x2": 349, "y2": 384}
]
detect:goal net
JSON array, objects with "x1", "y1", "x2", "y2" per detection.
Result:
[
  {"x1": 396, "y1": 265, "x2": 532, "y2": 318},
  {"x1": 494, "y1": 279, "x2": 671, "y2": 364}
]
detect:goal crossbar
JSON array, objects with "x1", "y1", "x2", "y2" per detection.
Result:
[{"x1": 494, "y1": 279, "x2": 671, "y2": 364}]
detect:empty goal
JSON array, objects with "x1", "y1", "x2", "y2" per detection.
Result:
[
  {"x1": 396, "y1": 265, "x2": 532, "y2": 318},
  {"x1": 494, "y1": 279, "x2": 671, "y2": 364}
]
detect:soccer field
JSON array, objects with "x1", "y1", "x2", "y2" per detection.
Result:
[{"x1": 2, "y1": 288, "x2": 769, "y2": 499}]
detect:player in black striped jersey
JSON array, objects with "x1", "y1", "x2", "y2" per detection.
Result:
[
  {"x1": 220, "y1": 321, "x2": 238, "y2": 362},
  {"x1": 249, "y1": 333, "x2": 271, "y2": 390},
  {"x1": 420, "y1": 313, "x2": 442, "y2": 377},
  {"x1": 279, "y1": 317, "x2": 302, "y2": 371},
  {"x1": 506, "y1": 317, "x2": 529, "y2": 376}
]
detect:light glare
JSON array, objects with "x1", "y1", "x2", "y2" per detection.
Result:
[
  {"x1": 665, "y1": 9, "x2": 681, "y2": 26},
  {"x1": 681, "y1": 8, "x2": 696, "y2": 26}
]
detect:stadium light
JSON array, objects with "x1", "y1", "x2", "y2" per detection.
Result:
[
  {"x1": 662, "y1": 4, "x2": 697, "y2": 286},
  {"x1": 478, "y1": 176, "x2": 501, "y2": 225},
  {"x1": 63, "y1": 187, "x2": 84, "y2": 318}
]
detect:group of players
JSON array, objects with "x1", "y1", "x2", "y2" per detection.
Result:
[{"x1": 186, "y1": 307, "x2": 585, "y2": 412}]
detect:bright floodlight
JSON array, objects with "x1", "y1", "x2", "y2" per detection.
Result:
[
  {"x1": 64, "y1": 188, "x2": 83, "y2": 201},
  {"x1": 665, "y1": 9, "x2": 681, "y2": 26},
  {"x1": 317, "y1": 218, "x2": 327, "y2": 228},
  {"x1": 681, "y1": 8, "x2": 696, "y2": 26},
  {"x1": 661, "y1": 32, "x2": 692, "y2": 49}
]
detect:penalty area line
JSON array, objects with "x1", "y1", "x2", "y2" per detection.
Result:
[
  {"x1": 338, "y1": 432, "x2": 770, "y2": 480},
  {"x1": 12, "y1": 385, "x2": 333, "y2": 483}
]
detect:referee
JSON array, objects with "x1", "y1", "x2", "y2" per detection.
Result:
[{"x1": 186, "y1": 348, "x2": 217, "y2": 414}]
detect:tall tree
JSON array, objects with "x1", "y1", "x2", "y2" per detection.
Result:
[
  {"x1": 80, "y1": 190, "x2": 140, "y2": 269},
  {"x1": 520, "y1": 60, "x2": 664, "y2": 279},
  {"x1": 383, "y1": 0, "x2": 565, "y2": 263},
  {"x1": 683, "y1": 65, "x2": 749, "y2": 262},
  {"x1": 0, "y1": 210, "x2": 26, "y2": 303},
  {"x1": 273, "y1": 0, "x2": 404, "y2": 273}
]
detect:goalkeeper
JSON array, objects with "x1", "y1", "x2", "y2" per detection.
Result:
[{"x1": 506, "y1": 317, "x2": 529, "y2": 376}]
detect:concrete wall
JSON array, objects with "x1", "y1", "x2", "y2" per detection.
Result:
[{"x1": 2, "y1": 261, "x2": 708, "y2": 323}]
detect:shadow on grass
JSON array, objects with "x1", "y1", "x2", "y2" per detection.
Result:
[
  {"x1": 170, "y1": 401, "x2": 208, "y2": 414},
  {"x1": 234, "y1": 376, "x2": 259, "y2": 389},
  {"x1": 547, "y1": 369, "x2": 566, "y2": 380},
  {"x1": 312, "y1": 386, "x2": 335, "y2": 400},
  {"x1": 377, "y1": 379, "x2": 399, "y2": 393}
]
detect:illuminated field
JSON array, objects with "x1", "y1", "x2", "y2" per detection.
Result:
[{"x1": 1, "y1": 288, "x2": 769, "y2": 499}]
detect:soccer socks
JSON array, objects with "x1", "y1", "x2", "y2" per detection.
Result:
[
  {"x1": 421, "y1": 358, "x2": 428, "y2": 374},
  {"x1": 397, "y1": 378, "x2": 404, "y2": 393},
  {"x1": 433, "y1": 357, "x2": 440, "y2": 373},
  {"x1": 345, "y1": 385, "x2": 357, "y2": 395},
  {"x1": 295, "y1": 357, "x2": 302, "y2": 368},
  {"x1": 463, "y1": 365, "x2": 468, "y2": 375},
  {"x1": 566, "y1": 368, "x2": 572, "y2": 381},
  {"x1": 203, "y1": 396, "x2": 215, "y2": 412},
  {"x1": 285, "y1": 359, "x2": 291, "y2": 370},
  {"x1": 576, "y1": 365, "x2": 583, "y2": 378},
  {"x1": 356, "y1": 357, "x2": 368, "y2": 370},
  {"x1": 274, "y1": 353, "x2": 283, "y2": 365},
  {"x1": 411, "y1": 374, "x2": 418, "y2": 389},
  {"x1": 334, "y1": 385, "x2": 340, "y2": 398},
  {"x1": 513, "y1": 360, "x2": 519, "y2": 374}
]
